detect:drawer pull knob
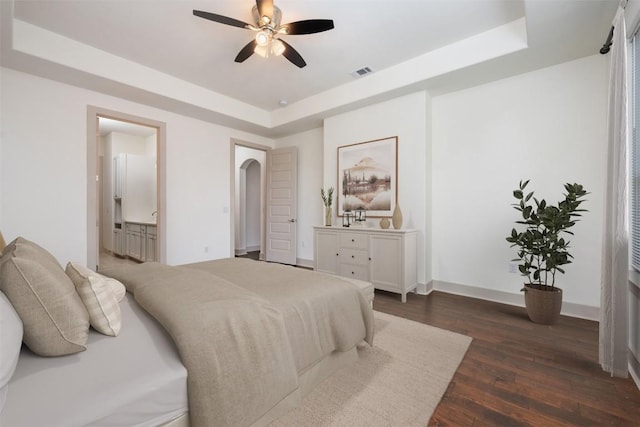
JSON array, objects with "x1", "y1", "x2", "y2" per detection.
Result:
[
  {"x1": 351, "y1": 255, "x2": 355, "y2": 258},
  {"x1": 336, "y1": 253, "x2": 339, "y2": 256},
  {"x1": 351, "y1": 272, "x2": 355, "y2": 275},
  {"x1": 351, "y1": 239, "x2": 355, "y2": 242}
]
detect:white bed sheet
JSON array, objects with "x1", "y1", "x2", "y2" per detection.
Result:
[{"x1": 1, "y1": 293, "x2": 188, "y2": 427}]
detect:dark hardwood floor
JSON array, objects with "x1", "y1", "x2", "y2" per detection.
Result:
[{"x1": 373, "y1": 290, "x2": 640, "y2": 426}]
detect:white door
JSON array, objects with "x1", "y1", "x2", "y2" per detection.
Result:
[{"x1": 266, "y1": 147, "x2": 297, "y2": 264}]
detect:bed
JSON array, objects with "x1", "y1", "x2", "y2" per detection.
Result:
[
  {"x1": 0, "y1": 237, "x2": 374, "y2": 427},
  {"x1": 1, "y1": 293, "x2": 189, "y2": 427}
]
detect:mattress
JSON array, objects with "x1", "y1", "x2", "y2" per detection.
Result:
[{"x1": 1, "y1": 293, "x2": 188, "y2": 427}]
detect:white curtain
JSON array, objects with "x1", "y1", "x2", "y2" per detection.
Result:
[{"x1": 600, "y1": 3, "x2": 629, "y2": 378}]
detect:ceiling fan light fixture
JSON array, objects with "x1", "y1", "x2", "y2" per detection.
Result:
[
  {"x1": 255, "y1": 30, "x2": 270, "y2": 46},
  {"x1": 254, "y1": 44, "x2": 269, "y2": 58},
  {"x1": 271, "y1": 39, "x2": 285, "y2": 56},
  {"x1": 194, "y1": 3, "x2": 333, "y2": 68}
]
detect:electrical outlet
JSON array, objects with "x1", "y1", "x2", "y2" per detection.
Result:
[
  {"x1": 508, "y1": 263, "x2": 518, "y2": 274},
  {"x1": 204, "y1": 246, "x2": 209, "y2": 253},
  {"x1": 301, "y1": 241, "x2": 305, "y2": 248}
]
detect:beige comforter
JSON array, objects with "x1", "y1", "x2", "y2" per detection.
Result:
[{"x1": 106, "y1": 259, "x2": 373, "y2": 427}]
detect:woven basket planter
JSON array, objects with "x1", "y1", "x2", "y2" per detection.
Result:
[{"x1": 522, "y1": 284, "x2": 563, "y2": 325}]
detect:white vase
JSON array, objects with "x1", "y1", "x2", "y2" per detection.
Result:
[
  {"x1": 380, "y1": 217, "x2": 390, "y2": 229},
  {"x1": 392, "y1": 204, "x2": 403, "y2": 229}
]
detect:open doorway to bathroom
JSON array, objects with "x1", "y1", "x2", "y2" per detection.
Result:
[
  {"x1": 87, "y1": 106, "x2": 166, "y2": 272},
  {"x1": 98, "y1": 118, "x2": 157, "y2": 270}
]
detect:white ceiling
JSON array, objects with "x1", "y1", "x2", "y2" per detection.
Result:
[{"x1": 0, "y1": 0, "x2": 619, "y2": 137}]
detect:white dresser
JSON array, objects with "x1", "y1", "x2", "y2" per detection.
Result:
[{"x1": 313, "y1": 226, "x2": 418, "y2": 303}]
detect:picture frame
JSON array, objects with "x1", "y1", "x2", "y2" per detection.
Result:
[{"x1": 337, "y1": 136, "x2": 398, "y2": 217}]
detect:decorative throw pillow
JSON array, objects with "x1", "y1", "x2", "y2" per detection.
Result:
[
  {"x1": 65, "y1": 262, "x2": 122, "y2": 336},
  {"x1": 70, "y1": 263, "x2": 126, "y2": 302},
  {"x1": 0, "y1": 231, "x2": 6, "y2": 254},
  {"x1": 0, "y1": 237, "x2": 89, "y2": 356},
  {"x1": 0, "y1": 291, "x2": 23, "y2": 413},
  {"x1": 105, "y1": 275, "x2": 126, "y2": 302}
]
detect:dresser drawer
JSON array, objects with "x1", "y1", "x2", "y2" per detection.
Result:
[
  {"x1": 339, "y1": 263, "x2": 369, "y2": 281},
  {"x1": 339, "y1": 232, "x2": 369, "y2": 250},
  {"x1": 339, "y1": 249, "x2": 369, "y2": 266}
]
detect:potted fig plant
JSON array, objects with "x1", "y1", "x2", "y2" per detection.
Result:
[{"x1": 506, "y1": 180, "x2": 588, "y2": 324}]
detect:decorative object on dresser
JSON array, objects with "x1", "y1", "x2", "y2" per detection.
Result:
[
  {"x1": 353, "y1": 208, "x2": 366, "y2": 226},
  {"x1": 320, "y1": 186, "x2": 334, "y2": 226},
  {"x1": 337, "y1": 136, "x2": 398, "y2": 218},
  {"x1": 314, "y1": 226, "x2": 418, "y2": 302},
  {"x1": 505, "y1": 180, "x2": 588, "y2": 324},
  {"x1": 392, "y1": 203, "x2": 403, "y2": 229},
  {"x1": 342, "y1": 210, "x2": 352, "y2": 227},
  {"x1": 379, "y1": 217, "x2": 390, "y2": 229}
]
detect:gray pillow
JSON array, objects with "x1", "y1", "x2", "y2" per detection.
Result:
[
  {"x1": 0, "y1": 291, "x2": 22, "y2": 413},
  {"x1": 0, "y1": 237, "x2": 89, "y2": 356}
]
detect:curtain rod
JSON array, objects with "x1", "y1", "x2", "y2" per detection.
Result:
[
  {"x1": 601, "y1": 26, "x2": 614, "y2": 54},
  {"x1": 601, "y1": 0, "x2": 627, "y2": 55}
]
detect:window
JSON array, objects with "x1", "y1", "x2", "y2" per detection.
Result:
[{"x1": 632, "y1": 35, "x2": 640, "y2": 271}]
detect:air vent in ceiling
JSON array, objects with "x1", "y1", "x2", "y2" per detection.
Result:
[{"x1": 350, "y1": 66, "x2": 374, "y2": 79}]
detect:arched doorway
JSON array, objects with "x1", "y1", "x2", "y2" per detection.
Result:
[{"x1": 233, "y1": 144, "x2": 266, "y2": 259}]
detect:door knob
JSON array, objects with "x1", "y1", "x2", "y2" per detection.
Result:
[{"x1": 288, "y1": 219, "x2": 296, "y2": 223}]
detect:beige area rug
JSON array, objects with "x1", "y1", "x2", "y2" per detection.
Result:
[{"x1": 271, "y1": 311, "x2": 472, "y2": 426}]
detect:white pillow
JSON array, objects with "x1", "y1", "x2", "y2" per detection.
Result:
[
  {"x1": 65, "y1": 262, "x2": 122, "y2": 337},
  {"x1": 0, "y1": 291, "x2": 23, "y2": 413}
]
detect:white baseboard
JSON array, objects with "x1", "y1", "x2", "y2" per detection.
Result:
[
  {"x1": 630, "y1": 351, "x2": 640, "y2": 391},
  {"x1": 429, "y1": 280, "x2": 599, "y2": 321},
  {"x1": 235, "y1": 248, "x2": 247, "y2": 256},
  {"x1": 296, "y1": 258, "x2": 314, "y2": 269},
  {"x1": 415, "y1": 281, "x2": 432, "y2": 295},
  {"x1": 246, "y1": 244, "x2": 260, "y2": 252}
]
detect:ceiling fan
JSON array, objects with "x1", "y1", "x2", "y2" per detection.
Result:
[{"x1": 193, "y1": 0, "x2": 334, "y2": 68}]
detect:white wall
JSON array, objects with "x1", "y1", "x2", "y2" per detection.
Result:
[
  {"x1": 110, "y1": 132, "x2": 150, "y2": 157},
  {"x1": 246, "y1": 160, "x2": 261, "y2": 250},
  {"x1": 275, "y1": 127, "x2": 324, "y2": 263},
  {"x1": 431, "y1": 54, "x2": 608, "y2": 308},
  {"x1": 324, "y1": 93, "x2": 429, "y2": 284},
  {"x1": 145, "y1": 133, "x2": 157, "y2": 156},
  {"x1": 0, "y1": 66, "x2": 273, "y2": 266},
  {"x1": 123, "y1": 154, "x2": 156, "y2": 223}
]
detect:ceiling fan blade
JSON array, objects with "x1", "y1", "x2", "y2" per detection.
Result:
[
  {"x1": 235, "y1": 40, "x2": 257, "y2": 63},
  {"x1": 279, "y1": 39, "x2": 307, "y2": 68},
  {"x1": 284, "y1": 19, "x2": 334, "y2": 35},
  {"x1": 256, "y1": 0, "x2": 273, "y2": 22},
  {"x1": 193, "y1": 10, "x2": 250, "y2": 29}
]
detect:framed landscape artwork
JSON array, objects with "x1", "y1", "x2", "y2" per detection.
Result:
[{"x1": 337, "y1": 136, "x2": 398, "y2": 217}]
